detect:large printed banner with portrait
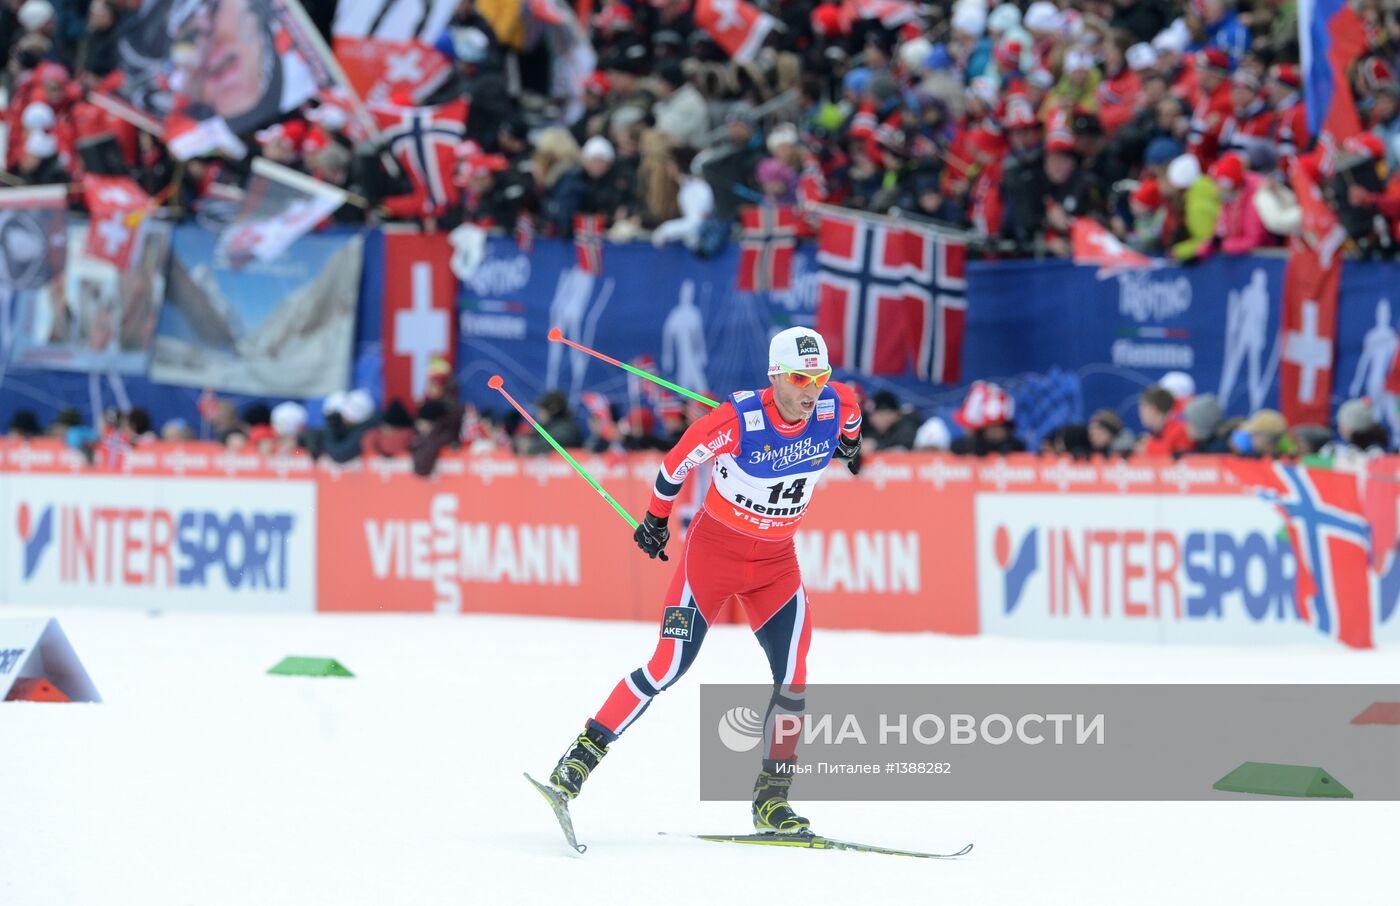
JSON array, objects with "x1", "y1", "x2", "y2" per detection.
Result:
[
  {"x1": 7, "y1": 221, "x2": 171, "y2": 375},
  {"x1": 93, "y1": 0, "x2": 336, "y2": 158},
  {"x1": 149, "y1": 227, "x2": 363, "y2": 397}
]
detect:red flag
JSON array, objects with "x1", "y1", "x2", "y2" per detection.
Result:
[
  {"x1": 1069, "y1": 217, "x2": 1155, "y2": 271},
  {"x1": 693, "y1": 0, "x2": 776, "y2": 63},
  {"x1": 82, "y1": 175, "x2": 149, "y2": 268},
  {"x1": 736, "y1": 204, "x2": 798, "y2": 292},
  {"x1": 370, "y1": 98, "x2": 469, "y2": 217},
  {"x1": 1279, "y1": 158, "x2": 1346, "y2": 427},
  {"x1": 382, "y1": 232, "x2": 457, "y2": 407},
  {"x1": 334, "y1": 36, "x2": 452, "y2": 105},
  {"x1": 574, "y1": 213, "x2": 604, "y2": 274},
  {"x1": 814, "y1": 208, "x2": 967, "y2": 383}
]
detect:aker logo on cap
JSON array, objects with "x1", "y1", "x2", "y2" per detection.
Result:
[{"x1": 796, "y1": 335, "x2": 821, "y2": 357}]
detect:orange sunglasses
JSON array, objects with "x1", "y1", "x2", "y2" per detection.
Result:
[{"x1": 776, "y1": 363, "x2": 833, "y2": 389}]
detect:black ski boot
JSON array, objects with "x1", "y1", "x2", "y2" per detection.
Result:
[
  {"x1": 752, "y1": 759, "x2": 812, "y2": 834},
  {"x1": 549, "y1": 724, "x2": 611, "y2": 800}
]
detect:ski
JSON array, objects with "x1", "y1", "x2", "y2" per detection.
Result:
[
  {"x1": 524, "y1": 772, "x2": 586, "y2": 854},
  {"x1": 661, "y1": 831, "x2": 972, "y2": 860}
]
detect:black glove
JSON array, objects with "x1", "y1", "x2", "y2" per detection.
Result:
[
  {"x1": 837, "y1": 433, "x2": 862, "y2": 475},
  {"x1": 634, "y1": 512, "x2": 670, "y2": 561}
]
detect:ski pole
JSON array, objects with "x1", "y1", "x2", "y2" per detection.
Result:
[
  {"x1": 547, "y1": 328, "x2": 719, "y2": 409},
  {"x1": 487, "y1": 375, "x2": 639, "y2": 530}
]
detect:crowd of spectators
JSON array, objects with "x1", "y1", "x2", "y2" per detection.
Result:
[
  {"x1": 5, "y1": 0, "x2": 1400, "y2": 257},
  {"x1": 7, "y1": 363, "x2": 1396, "y2": 471}
]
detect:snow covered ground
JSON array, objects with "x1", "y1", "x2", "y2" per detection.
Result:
[{"x1": 2, "y1": 606, "x2": 1397, "y2": 906}]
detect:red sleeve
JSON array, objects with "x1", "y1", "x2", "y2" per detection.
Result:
[
  {"x1": 647, "y1": 402, "x2": 740, "y2": 519},
  {"x1": 831, "y1": 381, "x2": 863, "y2": 440}
]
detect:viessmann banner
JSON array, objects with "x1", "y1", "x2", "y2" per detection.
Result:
[{"x1": 5, "y1": 445, "x2": 1400, "y2": 647}]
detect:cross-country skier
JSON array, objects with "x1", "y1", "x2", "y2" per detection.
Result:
[{"x1": 544, "y1": 327, "x2": 863, "y2": 834}]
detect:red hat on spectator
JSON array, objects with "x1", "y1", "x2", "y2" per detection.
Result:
[
  {"x1": 657, "y1": 396, "x2": 684, "y2": 421},
  {"x1": 1045, "y1": 130, "x2": 1076, "y2": 155},
  {"x1": 1210, "y1": 153, "x2": 1245, "y2": 190},
  {"x1": 1343, "y1": 132, "x2": 1386, "y2": 160},
  {"x1": 247, "y1": 424, "x2": 277, "y2": 449},
  {"x1": 1131, "y1": 178, "x2": 1161, "y2": 208},
  {"x1": 994, "y1": 38, "x2": 1025, "y2": 72},
  {"x1": 584, "y1": 70, "x2": 610, "y2": 96},
  {"x1": 1359, "y1": 57, "x2": 1396, "y2": 95},
  {"x1": 1002, "y1": 96, "x2": 1038, "y2": 130},
  {"x1": 302, "y1": 126, "x2": 331, "y2": 155},
  {"x1": 1197, "y1": 48, "x2": 1232, "y2": 74},
  {"x1": 255, "y1": 120, "x2": 306, "y2": 149},
  {"x1": 810, "y1": 3, "x2": 844, "y2": 37},
  {"x1": 35, "y1": 61, "x2": 67, "y2": 86},
  {"x1": 955, "y1": 381, "x2": 1014, "y2": 430},
  {"x1": 1268, "y1": 64, "x2": 1301, "y2": 90}
]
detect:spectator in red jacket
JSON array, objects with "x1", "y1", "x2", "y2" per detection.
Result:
[
  {"x1": 1137, "y1": 384, "x2": 1193, "y2": 456},
  {"x1": 1187, "y1": 48, "x2": 1235, "y2": 167}
]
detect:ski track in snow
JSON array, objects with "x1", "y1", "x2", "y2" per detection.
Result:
[{"x1": 1, "y1": 607, "x2": 1396, "y2": 906}]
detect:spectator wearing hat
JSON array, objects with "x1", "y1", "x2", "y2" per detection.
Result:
[
  {"x1": 1087, "y1": 409, "x2": 1137, "y2": 457},
  {"x1": 1187, "y1": 48, "x2": 1235, "y2": 167},
  {"x1": 1218, "y1": 69, "x2": 1273, "y2": 162},
  {"x1": 270, "y1": 401, "x2": 308, "y2": 454},
  {"x1": 1125, "y1": 176, "x2": 1167, "y2": 253},
  {"x1": 1336, "y1": 132, "x2": 1400, "y2": 253},
  {"x1": 362, "y1": 401, "x2": 416, "y2": 459},
  {"x1": 698, "y1": 103, "x2": 765, "y2": 222},
  {"x1": 517, "y1": 391, "x2": 583, "y2": 455},
  {"x1": 454, "y1": 149, "x2": 523, "y2": 229},
  {"x1": 950, "y1": 381, "x2": 1027, "y2": 456},
  {"x1": 1049, "y1": 48, "x2": 1102, "y2": 115},
  {"x1": 17, "y1": 129, "x2": 66, "y2": 184},
  {"x1": 1105, "y1": 69, "x2": 1174, "y2": 174},
  {"x1": 1163, "y1": 152, "x2": 1222, "y2": 261},
  {"x1": 863, "y1": 389, "x2": 921, "y2": 451},
  {"x1": 766, "y1": 123, "x2": 829, "y2": 221},
  {"x1": 1210, "y1": 153, "x2": 1268, "y2": 254},
  {"x1": 896, "y1": 167, "x2": 967, "y2": 228},
  {"x1": 1000, "y1": 127, "x2": 1105, "y2": 257},
  {"x1": 1231, "y1": 408, "x2": 1288, "y2": 458},
  {"x1": 1137, "y1": 384, "x2": 1193, "y2": 456},
  {"x1": 756, "y1": 157, "x2": 798, "y2": 206},
  {"x1": 1181, "y1": 393, "x2": 1229, "y2": 453},
  {"x1": 1265, "y1": 64, "x2": 1307, "y2": 159},
  {"x1": 577, "y1": 135, "x2": 639, "y2": 230},
  {"x1": 1325, "y1": 399, "x2": 1391, "y2": 460},
  {"x1": 1096, "y1": 35, "x2": 1148, "y2": 137},
  {"x1": 653, "y1": 60, "x2": 709, "y2": 149}
]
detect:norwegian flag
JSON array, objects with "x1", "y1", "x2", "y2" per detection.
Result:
[
  {"x1": 334, "y1": 37, "x2": 453, "y2": 105},
  {"x1": 370, "y1": 98, "x2": 468, "y2": 216},
  {"x1": 574, "y1": 213, "x2": 604, "y2": 274},
  {"x1": 1280, "y1": 157, "x2": 1346, "y2": 426},
  {"x1": 515, "y1": 211, "x2": 536, "y2": 254},
  {"x1": 736, "y1": 204, "x2": 798, "y2": 293},
  {"x1": 814, "y1": 209, "x2": 967, "y2": 383},
  {"x1": 82, "y1": 175, "x2": 149, "y2": 269},
  {"x1": 693, "y1": 0, "x2": 776, "y2": 63},
  {"x1": 1250, "y1": 463, "x2": 1375, "y2": 649}
]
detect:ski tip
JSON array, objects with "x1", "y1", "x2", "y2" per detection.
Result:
[{"x1": 547, "y1": 327, "x2": 564, "y2": 342}]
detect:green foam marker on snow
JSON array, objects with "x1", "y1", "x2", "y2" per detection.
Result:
[
  {"x1": 267, "y1": 656, "x2": 355, "y2": 678},
  {"x1": 1212, "y1": 762, "x2": 1353, "y2": 799}
]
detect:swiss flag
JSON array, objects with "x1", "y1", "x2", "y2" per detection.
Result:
[
  {"x1": 382, "y1": 232, "x2": 457, "y2": 408},
  {"x1": 814, "y1": 209, "x2": 966, "y2": 383},
  {"x1": 1279, "y1": 156, "x2": 1345, "y2": 427},
  {"x1": 736, "y1": 204, "x2": 798, "y2": 292},
  {"x1": 334, "y1": 36, "x2": 452, "y2": 105},
  {"x1": 1070, "y1": 217, "x2": 1154, "y2": 271},
  {"x1": 82, "y1": 175, "x2": 149, "y2": 268},
  {"x1": 693, "y1": 0, "x2": 775, "y2": 63}
]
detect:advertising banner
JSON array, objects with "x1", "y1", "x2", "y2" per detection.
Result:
[{"x1": 1, "y1": 471, "x2": 316, "y2": 612}]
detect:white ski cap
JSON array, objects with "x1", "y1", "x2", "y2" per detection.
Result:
[{"x1": 768, "y1": 327, "x2": 829, "y2": 377}]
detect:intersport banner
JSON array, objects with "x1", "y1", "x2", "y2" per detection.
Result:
[{"x1": 7, "y1": 441, "x2": 1400, "y2": 646}]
